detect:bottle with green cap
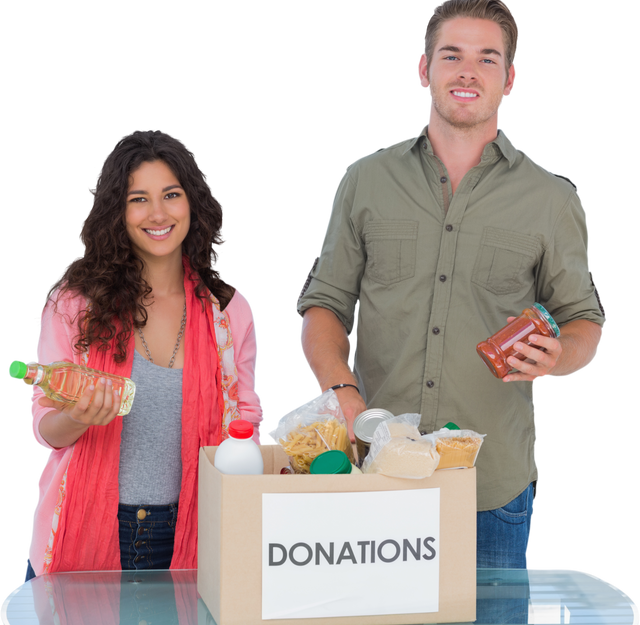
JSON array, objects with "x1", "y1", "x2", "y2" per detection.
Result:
[
  {"x1": 9, "y1": 360, "x2": 136, "y2": 417},
  {"x1": 310, "y1": 450, "x2": 362, "y2": 475}
]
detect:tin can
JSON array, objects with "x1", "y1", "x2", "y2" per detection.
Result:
[{"x1": 353, "y1": 408, "x2": 394, "y2": 467}]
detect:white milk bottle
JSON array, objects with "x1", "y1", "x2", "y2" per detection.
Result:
[{"x1": 214, "y1": 419, "x2": 264, "y2": 475}]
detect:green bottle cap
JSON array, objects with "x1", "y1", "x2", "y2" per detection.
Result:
[
  {"x1": 443, "y1": 422, "x2": 460, "y2": 430},
  {"x1": 310, "y1": 450, "x2": 352, "y2": 474},
  {"x1": 533, "y1": 303, "x2": 561, "y2": 338},
  {"x1": 9, "y1": 361, "x2": 28, "y2": 379}
]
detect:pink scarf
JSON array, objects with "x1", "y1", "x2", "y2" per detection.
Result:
[{"x1": 48, "y1": 258, "x2": 238, "y2": 572}]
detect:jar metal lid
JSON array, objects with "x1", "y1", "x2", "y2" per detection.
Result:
[{"x1": 533, "y1": 303, "x2": 561, "y2": 338}]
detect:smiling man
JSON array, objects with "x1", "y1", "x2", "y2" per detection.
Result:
[{"x1": 298, "y1": 0, "x2": 604, "y2": 569}]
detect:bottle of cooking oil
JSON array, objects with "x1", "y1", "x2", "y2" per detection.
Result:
[{"x1": 9, "y1": 360, "x2": 136, "y2": 416}]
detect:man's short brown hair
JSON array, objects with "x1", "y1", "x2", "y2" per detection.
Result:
[{"x1": 425, "y1": 0, "x2": 518, "y2": 76}]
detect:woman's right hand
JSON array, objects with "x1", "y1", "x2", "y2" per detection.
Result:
[{"x1": 40, "y1": 377, "x2": 122, "y2": 426}]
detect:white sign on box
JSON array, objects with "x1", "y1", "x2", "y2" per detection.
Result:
[{"x1": 262, "y1": 488, "x2": 440, "y2": 620}]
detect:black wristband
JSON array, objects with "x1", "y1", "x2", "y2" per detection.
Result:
[{"x1": 330, "y1": 383, "x2": 360, "y2": 394}]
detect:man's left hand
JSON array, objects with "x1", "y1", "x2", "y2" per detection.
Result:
[{"x1": 502, "y1": 333, "x2": 562, "y2": 382}]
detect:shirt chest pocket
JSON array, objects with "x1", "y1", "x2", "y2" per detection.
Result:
[
  {"x1": 471, "y1": 227, "x2": 542, "y2": 295},
  {"x1": 363, "y1": 220, "x2": 418, "y2": 286}
]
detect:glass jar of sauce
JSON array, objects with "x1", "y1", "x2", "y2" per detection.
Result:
[{"x1": 476, "y1": 303, "x2": 560, "y2": 379}]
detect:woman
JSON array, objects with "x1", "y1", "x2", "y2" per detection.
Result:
[{"x1": 27, "y1": 131, "x2": 261, "y2": 578}]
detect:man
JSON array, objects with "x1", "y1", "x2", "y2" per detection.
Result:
[{"x1": 297, "y1": 0, "x2": 604, "y2": 568}]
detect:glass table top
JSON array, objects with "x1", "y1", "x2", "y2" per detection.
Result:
[{"x1": 2, "y1": 568, "x2": 636, "y2": 625}]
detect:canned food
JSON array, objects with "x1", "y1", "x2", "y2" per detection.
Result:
[{"x1": 353, "y1": 409, "x2": 394, "y2": 467}]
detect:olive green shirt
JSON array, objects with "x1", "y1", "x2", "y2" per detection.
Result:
[{"x1": 298, "y1": 129, "x2": 604, "y2": 511}]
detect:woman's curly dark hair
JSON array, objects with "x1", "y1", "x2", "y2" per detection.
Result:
[{"x1": 49, "y1": 130, "x2": 235, "y2": 363}]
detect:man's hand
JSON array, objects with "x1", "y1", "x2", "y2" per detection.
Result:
[
  {"x1": 301, "y1": 307, "x2": 365, "y2": 440},
  {"x1": 332, "y1": 386, "x2": 367, "y2": 441},
  {"x1": 503, "y1": 318, "x2": 602, "y2": 383},
  {"x1": 502, "y1": 332, "x2": 561, "y2": 382}
]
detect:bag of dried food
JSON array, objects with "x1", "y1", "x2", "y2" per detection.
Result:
[
  {"x1": 432, "y1": 426, "x2": 485, "y2": 469},
  {"x1": 270, "y1": 389, "x2": 355, "y2": 473},
  {"x1": 361, "y1": 414, "x2": 440, "y2": 479}
]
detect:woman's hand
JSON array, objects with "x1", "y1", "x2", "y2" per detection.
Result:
[{"x1": 40, "y1": 377, "x2": 122, "y2": 426}]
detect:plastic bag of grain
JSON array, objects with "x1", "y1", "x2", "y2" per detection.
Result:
[
  {"x1": 361, "y1": 414, "x2": 440, "y2": 479},
  {"x1": 433, "y1": 427, "x2": 485, "y2": 469}
]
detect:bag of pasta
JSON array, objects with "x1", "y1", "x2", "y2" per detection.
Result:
[{"x1": 270, "y1": 390, "x2": 355, "y2": 473}]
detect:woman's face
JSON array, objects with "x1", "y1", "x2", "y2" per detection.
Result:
[{"x1": 125, "y1": 160, "x2": 191, "y2": 265}]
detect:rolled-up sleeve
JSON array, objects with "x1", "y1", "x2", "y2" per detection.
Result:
[
  {"x1": 297, "y1": 170, "x2": 365, "y2": 334},
  {"x1": 535, "y1": 191, "x2": 605, "y2": 328}
]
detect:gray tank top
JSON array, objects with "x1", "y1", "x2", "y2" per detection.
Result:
[{"x1": 118, "y1": 350, "x2": 184, "y2": 504}]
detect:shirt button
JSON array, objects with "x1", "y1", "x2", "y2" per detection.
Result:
[
  {"x1": 432, "y1": 327, "x2": 440, "y2": 335},
  {"x1": 426, "y1": 380, "x2": 435, "y2": 388},
  {"x1": 137, "y1": 509, "x2": 147, "y2": 521},
  {"x1": 439, "y1": 275, "x2": 446, "y2": 282},
  {"x1": 440, "y1": 176, "x2": 448, "y2": 184},
  {"x1": 445, "y1": 225, "x2": 453, "y2": 232}
]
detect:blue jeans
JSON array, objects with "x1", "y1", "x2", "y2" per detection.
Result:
[
  {"x1": 24, "y1": 503, "x2": 178, "y2": 580},
  {"x1": 118, "y1": 503, "x2": 178, "y2": 570},
  {"x1": 477, "y1": 482, "x2": 534, "y2": 569},
  {"x1": 475, "y1": 483, "x2": 534, "y2": 624}
]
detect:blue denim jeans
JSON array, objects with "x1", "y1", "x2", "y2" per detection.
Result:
[
  {"x1": 477, "y1": 482, "x2": 534, "y2": 569},
  {"x1": 474, "y1": 484, "x2": 534, "y2": 623},
  {"x1": 118, "y1": 503, "x2": 178, "y2": 570}
]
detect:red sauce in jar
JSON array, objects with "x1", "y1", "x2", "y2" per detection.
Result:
[{"x1": 476, "y1": 303, "x2": 560, "y2": 378}]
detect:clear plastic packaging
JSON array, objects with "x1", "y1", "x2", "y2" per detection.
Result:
[
  {"x1": 361, "y1": 414, "x2": 440, "y2": 479},
  {"x1": 432, "y1": 427, "x2": 485, "y2": 469},
  {"x1": 270, "y1": 390, "x2": 355, "y2": 473}
]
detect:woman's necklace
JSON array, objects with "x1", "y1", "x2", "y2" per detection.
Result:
[{"x1": 138, "y1": 298, "x2": 187, "y2": 369}]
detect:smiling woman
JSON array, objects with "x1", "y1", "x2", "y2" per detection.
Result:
[
  {"x1": 24, "y1": 130, "x2": 262, "y2": 579},
  {"x1": 125, "y1": 161, "x2": 191, "y2": 267}
]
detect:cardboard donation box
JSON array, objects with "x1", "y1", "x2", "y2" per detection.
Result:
[{"x1": 198, "y1": 445, "x2": 476, "y2": 625}]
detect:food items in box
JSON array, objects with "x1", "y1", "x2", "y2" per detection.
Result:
[
  {"x1": 281, "y1": 418, "x2": 353, "y2": 473},
  {"x1": 361, "y1": 414, "x2": 440, "y2": 479},
  {"x1": 270, "y1": 390, "x2": 355, "y2": 474},
  {"x1": 353, "y1": 408, "x2": 394, "y2": 467},
  {"x1": 433, "y1": 428, "x2": 485, "y2": 469}
]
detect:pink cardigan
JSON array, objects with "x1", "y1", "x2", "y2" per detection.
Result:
[{"x1": 29, "y1": 289, "x2": 262, "y2": 576}]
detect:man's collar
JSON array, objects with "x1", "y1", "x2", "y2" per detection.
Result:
[{"x1": 407, "y1": 126, "x2": 517, "y2": 168}]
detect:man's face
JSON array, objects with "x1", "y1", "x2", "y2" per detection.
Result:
[{"x1": 419, "y1": 17, "x2": 515, "y2": 131}]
